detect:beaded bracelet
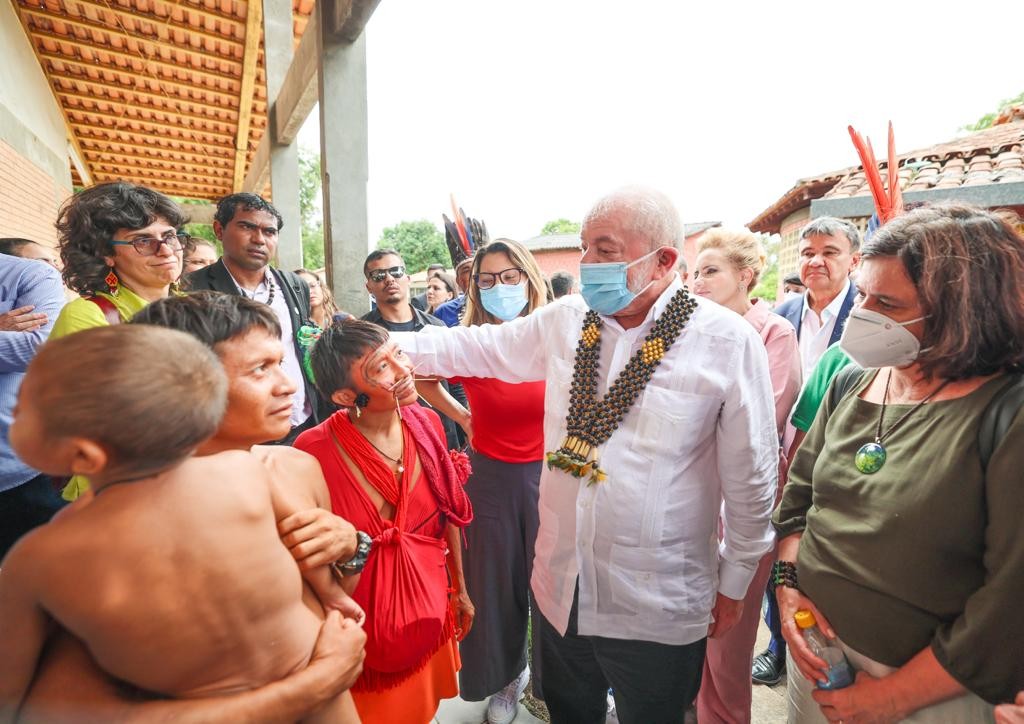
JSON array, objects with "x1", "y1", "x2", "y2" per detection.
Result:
[{"x1": 771, "y1": 560, "x2": 799, "y2": 589}]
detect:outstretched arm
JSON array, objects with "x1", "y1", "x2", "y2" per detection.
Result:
[{"x1": 20, "y1": 612, "x2": 366, "y2": 724}]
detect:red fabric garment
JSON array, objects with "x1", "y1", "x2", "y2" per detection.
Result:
[
  {"x1": 400, "y1": 404, "x2": 473, "y2": 526},
  {"x1": 451, "y1": 377, "x2": 545, "y2": 462},
  {"x1": 294, "y1": 406, "x2": 472, "y2": 692}
]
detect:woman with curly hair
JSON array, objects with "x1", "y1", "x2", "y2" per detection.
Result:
[{"x1": 50, "y1": 182, "x2": 189, "y2": 337}]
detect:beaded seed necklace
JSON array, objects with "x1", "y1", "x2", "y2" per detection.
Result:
[
  {"x1": 234, "y1": 270, "x2": 276, "y2": 307},
  {"x1": 546, "y1": 288, "x2": 698, "y2": 485}
]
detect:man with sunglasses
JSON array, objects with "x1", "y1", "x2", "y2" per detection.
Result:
[
  {"x1": 187, "y1": 193, "x2": 320, "y2": 443},
  {"x1": 360, "y1": 249, "x2": 466, "y2": 450}
]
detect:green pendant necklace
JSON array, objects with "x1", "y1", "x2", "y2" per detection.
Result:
[{"x1": 855, "y1": 370, "x2": 952, "y2": 474}]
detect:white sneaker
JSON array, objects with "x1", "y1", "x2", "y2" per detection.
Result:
[
  {"x1": 485, "y1": 666, "x2": 530, "y2": 724},
  {"x1": 606, "y1": 690, "x2": 619, "y2": 724}
]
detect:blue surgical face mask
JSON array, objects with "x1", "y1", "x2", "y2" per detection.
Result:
[
  {"x1": 579, "y1": 249, "x2": 660, "y2": 315},
  {"x1": 480, "y1": 282, "x2": 528, "y2": 321}
]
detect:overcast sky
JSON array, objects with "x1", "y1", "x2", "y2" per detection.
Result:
[{"x1": 299, "y1": 0, "x2": 1023, "y2": 245}]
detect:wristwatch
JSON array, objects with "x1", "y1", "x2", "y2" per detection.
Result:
[{"x1": 334, "y1": 531, "x2": 372, "y2": 576}]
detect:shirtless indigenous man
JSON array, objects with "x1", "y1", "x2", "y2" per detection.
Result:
[{"x1": 0, "y1": 324, "x2": 359, "y2": 723}]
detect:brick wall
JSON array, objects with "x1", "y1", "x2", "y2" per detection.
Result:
[
  {"x1": 532, "y1": 248, "x2": 581, "y2": 279},
  {"x1": 0, "y1": 138, "x2": 68, "y2": 247}
]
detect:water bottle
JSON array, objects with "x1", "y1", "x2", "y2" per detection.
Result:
[{"x1": 794, "y1": 609, "x2": 854, "y2": 689}]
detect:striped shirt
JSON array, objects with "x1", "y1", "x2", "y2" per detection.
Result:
[{"x1": 0, "y1": 255, "x2": 65, "y2": 492}]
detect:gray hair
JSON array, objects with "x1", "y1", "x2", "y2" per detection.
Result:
[
  {"x1": 583, "y1": 186, "x2": 683, "y2": 251},
  {"x1": 800, "y1": 216, "x2": 861, "y2": 252}
]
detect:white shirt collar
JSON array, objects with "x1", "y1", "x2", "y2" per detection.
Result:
[{"x1": 801, "y1": 277, "x2": 851, "y2": 323}]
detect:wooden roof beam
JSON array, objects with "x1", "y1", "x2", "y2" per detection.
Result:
[
  {"x1": 159, "y1": 0, "x2": 247, "y2": 34},
  {"x1": 54, "y1": 78, "x2": 239, "y2": 121},
  {"x1": 232, "y1": 0, "x2": 263, "y2": 191},
  {"x1": 63, "y1": 101, "x2": 238, "y2": 139},
  {"x1": 69, "y1": 122, "x2": 234, "y2": 153},
  {"x1": 323, "y1": 0, "x2": 382, "y2": 43},
  {"x1": 90, "y1": 161, "x2": 230, "y2": 186},
  {"x1": 272, "y1": 6, "x2": 319, "y2": 146},
  {"x1": 85, "y1": 149, "x2": 233, "y2": 173},
  {"x1": 90, "y1": 169, "x2": 229, "y2": 195},
  {"x1": 68, "y1": 0, "x2": 246, "y2": 37},
  {"x1": 31, "y1": 33, "x2": 247, "y2": 88},
  {"x1": 20, "y1": 6, "x2": 245, "y2": 72},
  {"x1": 242, "y1": 4, "x2": 319, "y2": 190},
  {"x1": 78, "y1": 137, "x2": 234, "y2": 166},
  {"x1": 37, "y1": 52, "x2": 248, "y2": 107},
  {"x1": 57, "y1": 89, "x2": 238, "y2": 127},
  {"x1": 41, "y1": 61, "x2": 246, "y2": 107},
  {"x1": 19, "y1": 1, "x2": 246, "y2": 51}
]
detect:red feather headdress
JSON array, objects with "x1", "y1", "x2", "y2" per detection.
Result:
[{"x1": 847, "y1": 122, "x2": 904, "y2": 224}]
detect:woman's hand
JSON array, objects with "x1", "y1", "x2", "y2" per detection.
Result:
[
  {"x1": 812, "y1": 671, "x2": 903, "y2": 723},
  {"x1": 776, "y1": 584, "x2": 833, "y2": 685},
  {"x1": 278, "y1": 509, "x2": 358, "y2": 570},
  {"x1": 452, "y1": 589, "x2": 475, "y2": 642},
  {"x1": 0, "y1": 305, "x2": 47, "y2": 332},
  {"x1": 459, "y1": 412, "x2": 474, "y2": 449},
  {"x1": 996, "y1": 692, "x2": 1024, "y2": 724}
]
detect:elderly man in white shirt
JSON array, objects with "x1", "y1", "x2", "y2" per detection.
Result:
[{"x1": 394, "y1": 187, "x2": 777, "y2": 724}]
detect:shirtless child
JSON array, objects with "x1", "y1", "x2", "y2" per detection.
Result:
[{"x1": 0, "y1": 325, "x2": 358, "y2": 723}]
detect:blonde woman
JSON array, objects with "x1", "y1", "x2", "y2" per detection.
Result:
[
  {"x1": 692, "y1": 228, "x2": 801, "y2": 724},
  {"x1": 294, "y1": 268, "x2": 339, "y2": 328},
  {"x1": 420, "y1": 239, "x2": 548, "y2": 723}
]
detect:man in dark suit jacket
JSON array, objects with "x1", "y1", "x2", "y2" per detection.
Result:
[
  {"x1": 773, "y1": 217, "x2": 861, "y2": 380},
  {"x1": 754, "y1": 215, "x2": 861, "y2": 687},
  {"x1": 186, "y1": 193, "x2": 320, "y2": 442}
]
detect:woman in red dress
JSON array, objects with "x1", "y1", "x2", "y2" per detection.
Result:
[{"x1": 295, "y1": 319, "x2": 474, "y2": 724}]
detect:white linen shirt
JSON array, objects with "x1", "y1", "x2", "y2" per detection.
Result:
[
  {"x1": 393, "y1": 278, "x2": 777, "y2": 645},
  {"x1": 797, "y1": 278, "x2": 851, "y2": 379}
]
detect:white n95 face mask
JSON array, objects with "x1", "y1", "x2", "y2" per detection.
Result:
[{"x1": 839, "y1": 308, "x2": 927, "y2": 369}]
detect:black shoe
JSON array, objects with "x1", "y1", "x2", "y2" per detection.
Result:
[{"x1": 751, "y1": 649, "x2": 785, "y2": 686}]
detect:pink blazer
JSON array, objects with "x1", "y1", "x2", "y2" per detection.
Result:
[{"x1": 744, "y1": 298, "x2": 801, "y2": 437}]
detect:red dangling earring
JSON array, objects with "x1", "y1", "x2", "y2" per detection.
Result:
[{"x1": 104, "y1": 269, "x2": 119, "y2": 295}]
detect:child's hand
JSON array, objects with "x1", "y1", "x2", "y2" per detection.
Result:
[{"x1": 326, "y1": 591, "x2": 366, "y2": 627}]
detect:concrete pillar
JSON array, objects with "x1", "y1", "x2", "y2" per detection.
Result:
[
  {"x1": 318, "y1": 16, "x2": 369, "y2": 315},
  {"x1": 263, "y1": 0, "x2": 303, "y2": 270}
]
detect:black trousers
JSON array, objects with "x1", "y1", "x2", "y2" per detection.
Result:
[
  {"x1": 537, "y1": 586, "x2": 706, "y2": 724},
  {"x1": 0, "y1": 474, "x2": 67, "y2": 560}
]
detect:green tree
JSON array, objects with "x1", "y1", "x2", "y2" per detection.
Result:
[
  {"x1": 751, "y1": 233, "x2": 781, "y2": 302},
  {"x1": 298, "y1": 147, "x2": 325, "y2": 269},
  {"x1": 377, "y1": 220, "x2": 447, "y2": 274},
  {"x1": 963, "y1": 90, "x2": 1024, "y2": 132},
  {"x1": 541, "y1": 218, "x2": 581, "y2": 235}
]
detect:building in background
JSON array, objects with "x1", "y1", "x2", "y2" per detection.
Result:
[{"x1": 749, "y1": 108, "x2": 1024, "y2": 296}]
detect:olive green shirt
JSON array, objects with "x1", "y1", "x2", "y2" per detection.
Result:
[{"x1": 774, "y1": 371, "x2": 1024, "y2": 704}]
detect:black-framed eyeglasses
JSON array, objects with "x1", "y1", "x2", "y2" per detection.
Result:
[
  {"x1": 110, "y1": 232, "x2": 189, "y2": 256},
  {"x1": 367, "y1": 265, "x2": 406, "y2": 283},
  {"x1": 474, "y1": 267, "x2": 524, "y2": 290}
]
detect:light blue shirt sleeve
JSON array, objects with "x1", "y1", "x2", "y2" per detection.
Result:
[{"x1": 0, "y1": 258, "x2": 65, "y2": 373}]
